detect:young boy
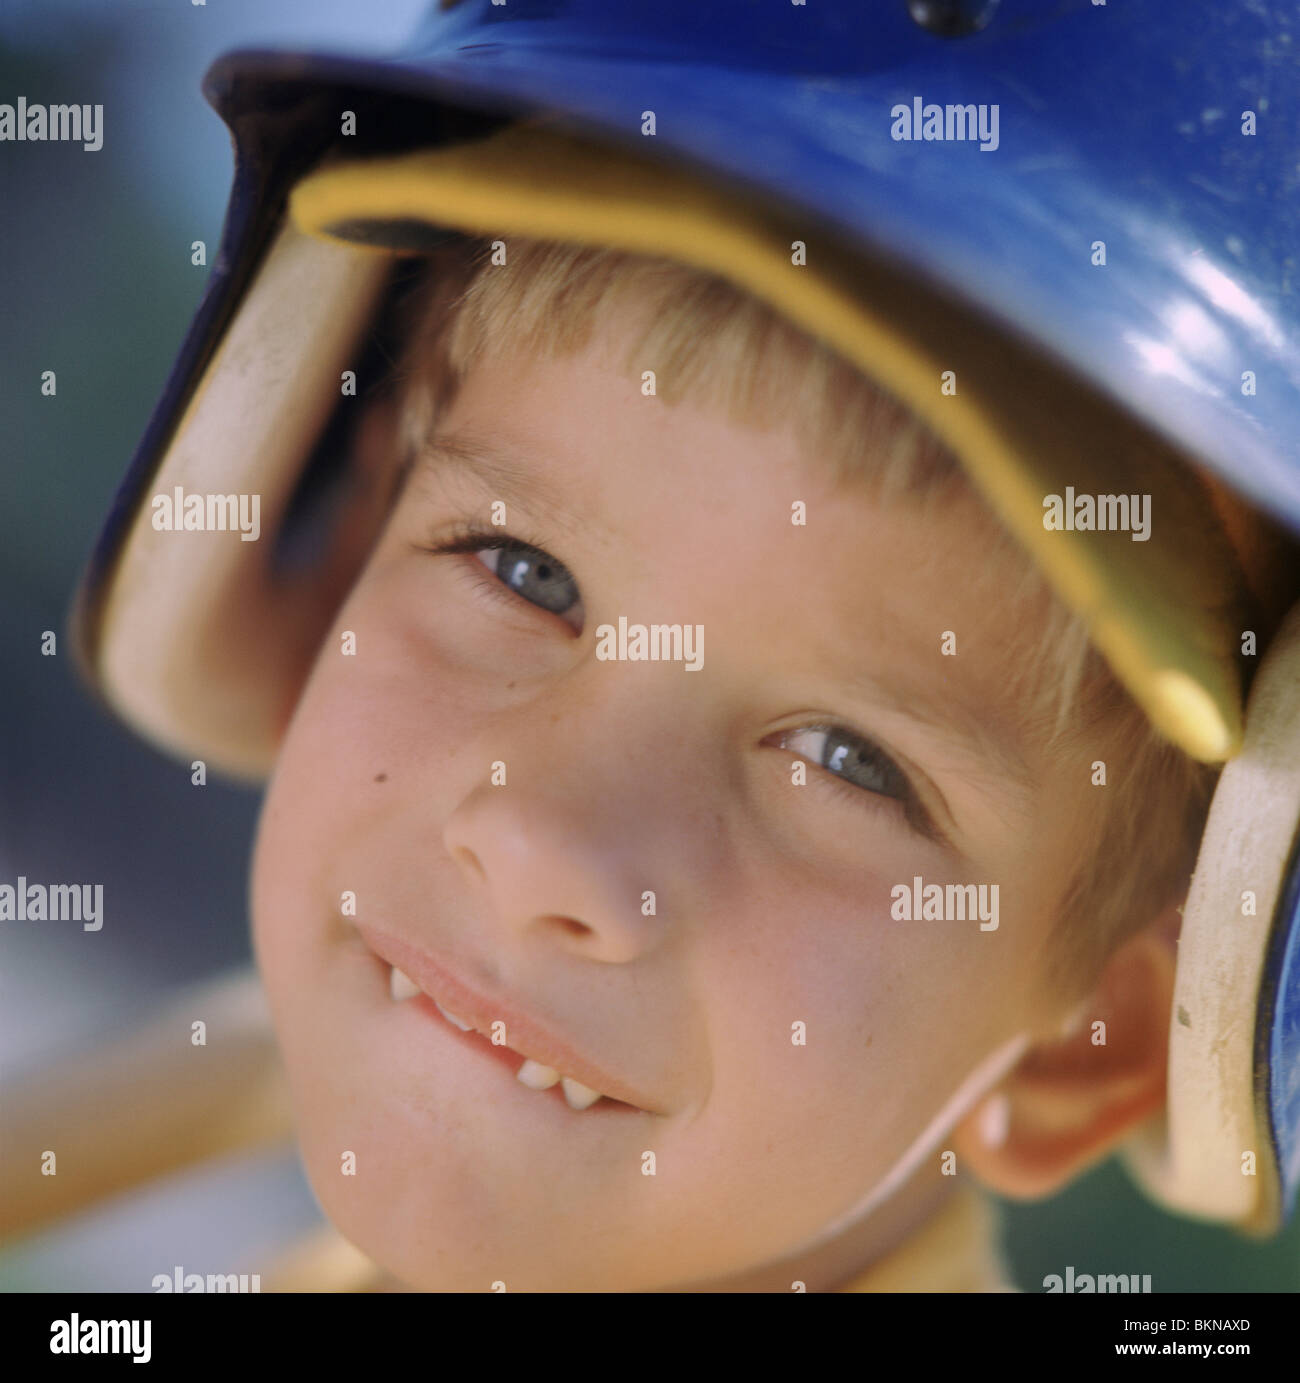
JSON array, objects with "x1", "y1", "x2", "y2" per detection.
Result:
[
  {"x1": 13, "y1": 0, "x2": 1300, "y2": 1292},
  {"x1": 244, "y1": 231, "x2": 1229, "y2": 1292}
]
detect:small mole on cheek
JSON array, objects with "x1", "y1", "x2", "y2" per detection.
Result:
[{"x1": 374, "y1": 772, "x2": 388, "y2": 784}]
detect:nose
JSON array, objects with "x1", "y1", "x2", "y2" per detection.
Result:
[{"x1": 441, "y1": 704, "x2": 692, "y2": 963}]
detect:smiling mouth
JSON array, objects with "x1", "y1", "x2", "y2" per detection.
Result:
[
  {"x1": 384, "y1": 960, "x2": 646, "y2": 1112},
  {"x1": 343, "y1": 909, "x2": 661, "y2": 1114}
]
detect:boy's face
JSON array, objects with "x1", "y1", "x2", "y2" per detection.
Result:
[{"x1": 251, "y1": 316, "x2": 1093, "y2": 1291}]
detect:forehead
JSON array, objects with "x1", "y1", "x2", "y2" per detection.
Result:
[{"x1": 422, "y1": 332, "x2": 1038, "y2": 592}]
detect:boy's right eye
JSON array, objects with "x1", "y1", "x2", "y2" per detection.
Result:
[
  {"x1": 418, "y1": 525, "x2": 584, "y2": 632},
  {"x1": 477, "y1": 540, "x2": 582, "y2": 622}
]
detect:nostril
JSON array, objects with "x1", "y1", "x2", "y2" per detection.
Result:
[
  {"x1": 549, "y1": 915, "x2": 593, "y2": 940},
  {"x1": 449, "y1": 844, "x2": 486, "y2": 884}
]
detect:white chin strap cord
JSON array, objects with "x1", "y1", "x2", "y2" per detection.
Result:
[{"x1": 785, "y1": 1029, "x2": 1031, "y2": 1260}]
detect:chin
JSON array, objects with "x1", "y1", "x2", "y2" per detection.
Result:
[{"x1": 287, "y1": 1099, "x2": 538, "y2": 1291}]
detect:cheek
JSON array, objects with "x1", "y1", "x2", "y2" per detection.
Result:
[
  {"x1": 249, "y1": 561, "x2": 493, "y2": 1003},
  {"x1": 251, "y1": 669, "x2": 369, "y2": 933},
  {"x1": 702, "y1": 864, "x2": 1023, "y2": 1152},
  {"x1": 693, "y1": 875, "x2": 905, "y2": 1139},
  {"x1": 253, "y1": 560, "x2": 455, "y2": 875},
  {"x1": 249, "y1": 603, "x2": 403, "y2": 1000}
]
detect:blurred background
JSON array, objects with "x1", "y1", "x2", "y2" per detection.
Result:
[{"x1": 1, "y1": 0, "x2": 1297, "y2": 1292}]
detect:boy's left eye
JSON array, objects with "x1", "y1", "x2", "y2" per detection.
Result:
[
  {"x1": 771, "y1": 724, "x2": 940, "y2": 840},
  {"x1": 776, "y1": 725, "x2": 908, "y2": 798}
]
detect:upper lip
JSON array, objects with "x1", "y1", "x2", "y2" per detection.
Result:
[{"x1": 356, "y1": 921, "x2": 659, "y2": 1114}]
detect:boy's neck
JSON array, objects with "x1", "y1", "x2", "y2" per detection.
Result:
[{"x1": 366, "y1": 1168, "x2": 967, "y2": 1292}]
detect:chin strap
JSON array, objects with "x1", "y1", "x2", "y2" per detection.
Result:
[
  {"x1": 1122, "y1": 598, "x2": 1300, "y2": 1234},
  {"x1": 785, "y1": 1030, "x2": 1032, "y2": 1260}
]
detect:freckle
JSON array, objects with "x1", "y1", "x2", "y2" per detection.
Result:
[
  {"x1": 506, "y1": 680, "x2": 516, "y2": 690},
  {"x1": 374, "y1": 772, "x2": 388, "y2": 783},
  {"x1": 864, "y1": 1034, "x2": 873, "y2": 1049}
]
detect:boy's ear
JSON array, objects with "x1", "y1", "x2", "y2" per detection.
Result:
[{"x1": 950, "y1": 904, "x2": 1180, "y2": 1199}]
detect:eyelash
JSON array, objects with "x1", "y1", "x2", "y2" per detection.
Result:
[
  {"x1": 415, "y1": 521, "x2": 943, "y2": 843},
  {"x1": 416, "y1": 518, "x2": 548, "y2": 563}
]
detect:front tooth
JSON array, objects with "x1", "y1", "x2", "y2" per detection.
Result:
[
  {"x1": 515, "y1": 1059, "x2": 561, "y2": 1090},
  {"x1": 560, "y1": 1076, "x2": 602, "y2": 1110},
  {"x1": 434, "y1": 999, "x2": 473, "y2": 1032},
  {"x1": 390, "y1": 966, "x2": 420, "y2": 1001}
]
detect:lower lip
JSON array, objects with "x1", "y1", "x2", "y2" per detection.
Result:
[{"x1": 363, "y1": 950, "x2": 645, "y2": 1116}]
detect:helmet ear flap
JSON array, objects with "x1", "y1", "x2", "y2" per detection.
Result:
[
  {"x1": 255, "y1": 235, "x2": 478, "y2": 757},
  {"x1": 1120, "y1": 598, "x2": 1300, "y2": 1235},
  {"x1": 87, "y1": 223, "x2": 397, "y2": 782}
]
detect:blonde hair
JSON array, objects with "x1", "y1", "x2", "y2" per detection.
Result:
[{"x1": 394, "y1": 236, "x2": 1221, "y2": 1001}]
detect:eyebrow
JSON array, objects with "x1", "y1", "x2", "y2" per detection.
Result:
[{"x1": 407, "y1": 431, "x2": 587, "y2": 539}]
